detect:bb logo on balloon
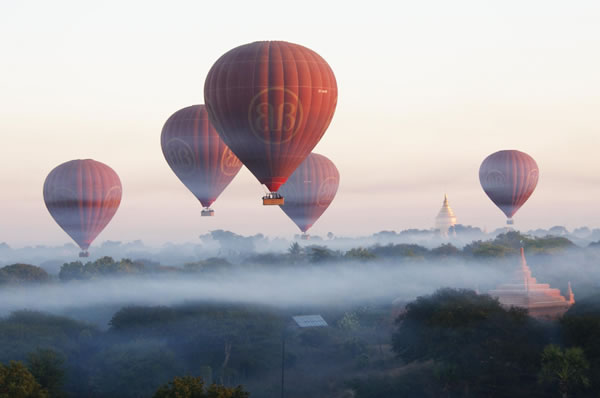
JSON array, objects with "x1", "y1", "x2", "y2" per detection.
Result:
[
  {"x1": 165, "y1": 138, "x2": 196, "y2": 175},
  {"x1": 220, "y1": 147, "x2": 242, "y2": 177},
  {"x1": 317, "y1": 177, "x2": 338, "y2": 207},
  {"x1": 248, "y1": 88, "x2": 304, "y2": 144},
  {"x1": 483, "y1": 170, "x2": 506, "y2": 187},
  {"x1": 528, "y1": 169, "x2": 539, "y2": 183},
  {"x1": 103, "y1": 185, "x2": 123, "y2": 205}
]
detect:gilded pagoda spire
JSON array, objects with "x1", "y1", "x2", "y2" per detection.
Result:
[{"x1": 435, "y1": 194, "x2": 457, "y2": 237}]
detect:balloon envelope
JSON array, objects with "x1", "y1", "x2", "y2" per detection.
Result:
[
  {"x1": 161, "y1": 105, "x2": 242, "y2": 209},
  {"x1": 43, "y1": 159, "x2": 122, "y2": 253},
  {"x1": 479, "y1": 150, "x2": 539, "y2": 220},
  {"x1": 278, "y1": 153, "x2": 339, "y2": 233},
  {"x1": 204, "y1": 41, "x2": 338, "y2": 192}
]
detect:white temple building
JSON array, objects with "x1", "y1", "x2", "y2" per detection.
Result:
[
  {"x1": 435, "y1": 194, "x2": 457, "y2": 237},
  {"x1": 489, "y1": 248, "x2": 574, "y2": 319}
]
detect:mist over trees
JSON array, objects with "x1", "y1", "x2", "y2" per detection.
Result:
[
  {"x1": 3, "y1": 229, "x2": 600, "y2": 396},
  {"x1": 3, "y1": 288, "x2": 600, "y2": 397},
  {"x1": 3, "y1": 224, "x2": 600, "y2": 269}
]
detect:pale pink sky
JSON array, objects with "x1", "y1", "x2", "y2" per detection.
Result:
[{"x1": 1, "y1": 1, "x2": 599, "y2": 246}]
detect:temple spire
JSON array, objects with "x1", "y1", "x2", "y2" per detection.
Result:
[
  {"x1": 567, "y1": 281, "x2": 575, "y2": 305},
  {"x1": 521, "y1": 247, "x2": 530, "y2": 304},
  {"x1": 520, "y1": 247, "x2": 527, "y2": 269},
  {"x1": 435, "y1": 194, "x2": 457, "y2": 238},
  {"x1": 489, "y1": 247, "x2": 574, "y2": 319}
]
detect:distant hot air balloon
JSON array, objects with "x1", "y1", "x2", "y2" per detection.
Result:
[
  {"x1": 479, "y1": 150, "x2": 539, "y2": 225},
  {"x1": 278, "y1": 153, "x2": 339, "y2": 238},
  {"x1": 204, "y1": 41, "x2": 338, "y2": 205},
  {"x1": 161, "y1": 105, "x2": 242, "y2": 216},
  {"x1": 43, "y1": 159, "x2": 122, "y2": 257}
]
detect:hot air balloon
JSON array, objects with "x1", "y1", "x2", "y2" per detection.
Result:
[
  {"x1": 204, "y1": 41, "x2": 338, "y2": 205},
  {"x1": 479, "y1": 150, "x2": 539, "y2": 225},
  {"x1": 161, "y1": 105, "x2": 242, "y2": 216},
  {"x1": 43, "y1": 159, "x2": 122, "y2": 257},
  {"x1": 278, "y1": 153, "x2": 339, "y2": 239}
]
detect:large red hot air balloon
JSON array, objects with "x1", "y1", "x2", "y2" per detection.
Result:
[
  {"x1": 278, "y1": 153, "x2": 339, "y2": 238},
  {"x1": 43, "y1": 159, "x2": 122, "y2": 257},
  {"x1": 161, "y1": 105, "x2": 242, "y2": 216},
  {"x1": 479, "y1": 150, "x2": 539, "y2": 225},
  {"x1": 204, "y1": 41, "x2": 338, "y2": 205}
]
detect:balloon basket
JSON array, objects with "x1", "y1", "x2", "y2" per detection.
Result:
[
  {"x1": 300, "y1": 234, "x2": 310, "y2": 240},
  {"x1": 262, "y1": 193, "x2": 284, "y2": 205},
  {"x1": 506, "y1": 219, "x2": 514, "y2": 225},
  {"x1": 79, "y1": 251, "x2": 89, "y2": 258},
  {"x1": 201, "y1": 209, "x2": 215, "y2": 217}
]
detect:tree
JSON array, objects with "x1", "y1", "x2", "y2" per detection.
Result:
[
  {"x1": 0, "y1": 264, "x2": 49, "y2": 285},
  {"x1": 109, "y1": 306, "x2": 177, "y2": 333},
  {"x1": 392, "y1": 288, "x2": 547, "y2": 397},
  {"x1": 538, "y1": 345, "x2": 589, "y2": 398},
  {"x1": 337, "y1": 312, "x2": 360, "y2": 332},
  {"x1": 184, "y1": 258, "x2": 231, "y2": 272},
  {"x1": 153, "y1": 376, "x2": 205, "y2": 398},
  {"x1": 206, "y1": 230, "x2": 255, "y2": 255},
  {"x1": 0, "y1": 361, "x2": 48, "y2": 398},
  {"x1": 153, "y1": 376, "x2": 249, "y2": 398},
  {"x1": 286, "y1": 242, "x2": 305, "y2": 264},
  {"x1": 58, "y1": 261, "x2": 85, "y2": 281},
  {"x1": 344, "y1": 248, "x2": 376, "y2": 261},
  {"x1": 59, "y1": 257, "x2": 146, "y2": 280},
  {"x1": 27, "y1": 349, "x2": 66, "y2": 398},
  {"x1": 549, "y1": 226, "x2": 569, "y2": 236},
  {"x1": 370, "y1": 243, "x2": 428, "y2": 259},
  {"x1": 462, "y1": 241, "x2": 516, "y2": 258},
  {"x1": 288, "y1": 242, "x2": 302, "y2": 256},
  {"x1": 89, "y1": 339, "x2": 180, "y2": 398},
  {"x1": 0, "y1": 311, "x2": 97, "y2": 366},
  {"x1": 561, "y1": 299, "x2": 600, "y2": 391},
  {"x1": 206, "y1": 383, "x2": 249, "y2": 398},
  {"x1": 430, "y1": 243, "x2": 459, "y2": 257},
  {"x1": 309, "y1": 246, "x2": 338, "y2": 263}
]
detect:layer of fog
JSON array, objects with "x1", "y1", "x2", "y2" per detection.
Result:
[
  {"x1": 2, "y1": 224, "x2": 599, "y2": 271},
  {"x1": 0, "y1": 260, "x2": 508, "y2": 326}
]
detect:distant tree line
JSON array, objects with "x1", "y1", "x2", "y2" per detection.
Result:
[{"x1": 0, "y1": 231, "x2": 587, "y2": 286}]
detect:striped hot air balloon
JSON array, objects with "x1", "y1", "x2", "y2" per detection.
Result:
[
  {"x1": 204, "y1": 41, "x2": 338, "y2": 205},
  {"x1": 161, "y1": 105, "x2": 242, "y2": 216},
  {"x1": 278, "y1": 153, "x2": 339, "y2": 238},
  {"x1": 43, "y1": 159, "x2": 122, "y2": 257},
  {"x1": 479, "y1": 150, "x2": 539, "y2": 225}
]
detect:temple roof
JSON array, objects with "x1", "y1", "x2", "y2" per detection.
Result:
[
  {"x1": 435, "y1": 194, "x2": 457, "y2": 230},
  {"x1": 489, "y1": 248, "x2": 573, "y2": 318}
]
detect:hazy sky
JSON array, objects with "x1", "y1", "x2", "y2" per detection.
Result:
[{"x1": 1, "y1": 1, "x2": 599, "y2": 246}]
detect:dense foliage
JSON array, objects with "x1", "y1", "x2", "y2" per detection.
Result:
[
  {"x1": 0, "y1": 361, "x2": 48, "y2": 398},
  {"x1": 0, "y1": 264, "x2": 49, "y2": 285},
  {"x1": 153, "y1": 376, "x2": 249, "y2": 398},
  {"x1": 392, "y1": 288, "x2": 549, "y2": 397},
  {"x1": 3, "y1": 231, "x2": 600, "y2": 397}
]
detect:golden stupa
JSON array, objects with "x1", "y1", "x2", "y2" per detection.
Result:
[
  {"x1": 435, "y1": 194, "x2": 457, "y2": 237},
  {"x1": 489, "y1": 248, "x2": 574, "y2": 319}
]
